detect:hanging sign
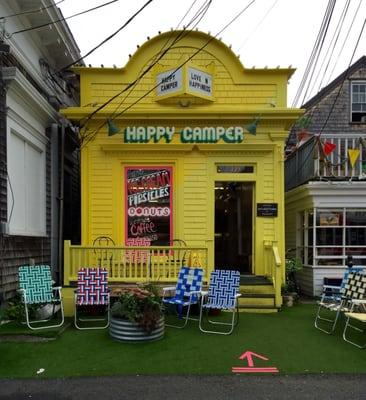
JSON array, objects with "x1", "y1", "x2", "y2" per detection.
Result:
[
  {"x1": 156, "y1": 68, "x2": 183, "y2": 96},
  {"x1": 257, "y1": 203, "x2": 278, "y2": 217},
  {"x1": 187, "y1": 66, "x2": 212, "y2": 97},
  {"x1": 125, "y1": 167, "x2": 172, "y2": 248}
]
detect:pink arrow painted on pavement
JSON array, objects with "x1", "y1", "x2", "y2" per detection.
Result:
[{"x1": 239, "y1": 351, "x2": 269, "y2": 367}]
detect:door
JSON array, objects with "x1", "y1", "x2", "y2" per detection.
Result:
[{"x1": 214, "y1": 182, "x2": 253, "y2": 274}]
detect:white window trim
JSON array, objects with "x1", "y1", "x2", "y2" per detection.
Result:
[{"x1": 350, "y1": 80, "x2": 366, "y2": 123}]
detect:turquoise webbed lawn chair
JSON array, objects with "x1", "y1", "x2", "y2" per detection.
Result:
[
  {"x1": 162, "y1": 266, "x2": 204, "y2": 328},
  {"x1": 199, "y1": 269, "x2": 241, "y2": 335},
  {"x1": 315, "y1": 267, "x2": 363, "y2": 334},
  {"x1": 18, "y1": 265, "x2": 64, "y2": 330}
]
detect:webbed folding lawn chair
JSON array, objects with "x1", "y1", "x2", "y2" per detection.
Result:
[
  {"x1": 74, "y1": 267, "x2": 110, "y2": 330},
  {"x1": 199, "y1": 269, "x2": 241, "y2": 335},
  {"x1": 162, "y1": 266, "x2": 204, "y2": 328},
  {"x1": 342, "y1": 272, "x2": 366, "y2": 348},
  {"x1": 18, "y1": 265, "x2": 64, "y2": 330},
  {"x1": 315, "y1": 267, "x2": 363, "y2": 334}
]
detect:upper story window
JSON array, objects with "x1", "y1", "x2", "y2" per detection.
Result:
[{"x1": 351, "y1": 81, "x2": 366, "y2": 122}]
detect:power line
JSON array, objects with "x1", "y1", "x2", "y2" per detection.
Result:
[
  {"x1": 93, "y1": 0, "x2": 212, "y2": 131},
  {"x1": 79, "y1": 0, "x2": 212, "y2": 141},
  {"x1": 0, "y1": 0, "x2": 65, "y2": 20},
  {"x1": 289, "y1": 17, "x2": 366, "y2": 179},
  {"x1": 325, "y1": 0, "x2": 363, "y2": 86},
  {"x1": 81, "y1": 0, "x2": 257, "y2": 147},
  {"x1": 7, "y1": 0, "x2": 119, "y2": 36},
  {"x1": 57, "y1": 0, "x2": 154, "y2": 73},
  {"x1": 292, "y1": 0, "x2": 336, "y2": 107}
]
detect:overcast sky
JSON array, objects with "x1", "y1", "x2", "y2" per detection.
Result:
[{"x1": 58, "y1": 0, "x2": 366, "y2": 106}]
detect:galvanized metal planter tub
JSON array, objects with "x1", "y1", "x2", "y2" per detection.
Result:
[{"x1": 109, "y1": 316, "x2": 164, "y2": 342}]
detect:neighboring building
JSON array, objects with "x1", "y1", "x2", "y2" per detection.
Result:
[
  {"x1": 60, "y1": 30, "x2": 302, "y2": 316},
  {"x1": 0, "y1": 0, "x2": 82, "y2": 301},
  {"x1": 285, "y1": 56, "x2": 366, "y2": 297}
]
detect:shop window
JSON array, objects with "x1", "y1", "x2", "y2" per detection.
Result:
[
  {"x1": 316, "y1": 228, "x2": 343, "y2": 246},
  {"x1": 346, "y1": 228, "x2": 366, "y2": 245},
  {"x1": 346, "y1": 210, "x2": 366, "y2": 226},
  {"x1": 125, "y1": 167, "x2": 172, "y2": 248},
  {"x1": 351, "y1": 81, "x2": 366, "y2": 123},
  {"x1": 7, "y1": 128, "x2": 46, "y2": 236}
]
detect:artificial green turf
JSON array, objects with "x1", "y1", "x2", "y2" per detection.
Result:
[
  {"x1": 0, "y1": 319, "x2": 70, "y2": 338},
  {"x1": 0, "y1": 304, "x2": 365, "y2": 378}
]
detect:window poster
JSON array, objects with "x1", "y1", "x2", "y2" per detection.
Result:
[{"x1": 125, "y1": 167, "x2": 172, "y2": 250}]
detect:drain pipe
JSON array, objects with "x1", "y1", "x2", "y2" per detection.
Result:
[{"x1": 58, "y1": 121, "x2": 65, "y2": 285}]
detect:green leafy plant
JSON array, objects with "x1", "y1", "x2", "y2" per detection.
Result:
[
  {"x1": 3, "y1": 294, "x2": 38, "y2": 322},
  {"x1": 111, "y1": 283, "x2": 163, "y2": 333},
  {"x1": 283, "y1": 257, "x2": 303, "y2": 294}
]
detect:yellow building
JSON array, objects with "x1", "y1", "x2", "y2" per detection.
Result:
[{"x1": 62, "y1": 30, "x2": 302, "y2": 313}]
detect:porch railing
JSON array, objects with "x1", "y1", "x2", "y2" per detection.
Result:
[
  {"x1": 285, "y1": 134, "x2": 366, "y2": 191},
  {"x1": 64, "y1": 240, "x2": 209, "y2": 286},
  {"x1": 264, "y1": 240, "x2": 282, "y2": 307}
]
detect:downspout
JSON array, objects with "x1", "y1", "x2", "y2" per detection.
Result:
[{"x1": 58, "y1": 121, "x2": 65, "y2": 285}]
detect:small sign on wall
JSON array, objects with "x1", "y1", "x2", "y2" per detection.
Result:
[{"x1": 257, "y1": 203, "x2": 278, "y2": 217}]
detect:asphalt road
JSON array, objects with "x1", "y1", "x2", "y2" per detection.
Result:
[{"x1": 0, "y1": 374, "x2": 365, "y2": 400}]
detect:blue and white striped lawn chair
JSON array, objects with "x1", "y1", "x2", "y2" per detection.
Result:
[
  {"x1": 315, "y1": 267, "x2": 363, "y2": 334},
  {"x1": 18, "y1": 265, "x2": 64, "y2": 330},
  {"x1": 199, "y1": 269, "x2": 241, "y2": 335},
  {"x1": 74, "y1": 267, "x2": 110, "y2": 330},
  {"x1": 162, "y1": 266, "x2": 204, "y2": 328}
]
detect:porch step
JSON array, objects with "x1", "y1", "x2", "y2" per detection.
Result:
[{"x1": 238, "y1": 279, "x2": 279, "y2": 313}]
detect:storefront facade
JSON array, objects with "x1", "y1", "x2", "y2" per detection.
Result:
[{"x1": 62, "y1": 30, "x2": 301, "y2": 310}]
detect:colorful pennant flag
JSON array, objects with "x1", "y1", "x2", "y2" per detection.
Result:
[
  {"x1": 296, "y1": 129, "x2": 312, "y2": 143},
  {"x1": 323, "y1": 141, "x2": 336, "y2": 156},
  {"x1": 348, "y1": 149, "x2": 360, "y2": 168}
]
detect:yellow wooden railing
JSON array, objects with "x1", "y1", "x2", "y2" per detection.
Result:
[
  {"x1": 263, "y1": 240, "x2": 283, "y2": 307},
  {"x1": 63, "y1": 240, "x2": 210, "y2": 286}
]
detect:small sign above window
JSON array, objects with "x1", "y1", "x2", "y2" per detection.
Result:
[{"x1": 217, "y1": 165, "x2": 254, "y2": 173}]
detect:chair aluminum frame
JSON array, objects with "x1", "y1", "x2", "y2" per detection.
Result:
[
  {"x1": 315, "y1": 267, "x2": 364, "y2": 334},
  {"x1": 199, "y1": 291, "x2": 241, "y2": 335},
  {"x1": 74, "y1": 292, "x2": 110, "y2": 330},
  {"x1": 162, "y1": 287, "x2": 201, "y2": 329},
  {"x1": 343, "y1": 299, "x2": 366, "y2": 348},
  {"x1": 18, "y1": 286, "x2": 65, "y2": 331}
]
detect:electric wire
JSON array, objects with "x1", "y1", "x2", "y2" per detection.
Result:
[
  {"x1": 289, "y1": 17, "x2": 366, "y2": 180},
  {"x1": 292, "y1": 0, "x2": 336, "y2": 107},
  {"x1": 8, "y1": 0, "x2": 120, "y2": 36},
  {"x1": 92, "y1": 0, "x2": 212, "y2": 132},
  {"x1": 79, "y1": 0, "x2": 213, "y2": 144},
  {"x1": 0, "y1": 0, "x2": 65, "y2": 20},
  {"x1": 325, "y1": 0, "x2": 363, "y2": 86},
  {"x1": 81, "y1": 0, "x2": 257, "y2": 147},
  {"x1": 299, "y1": 0, "x2": 336, "y2": 107},
  {"x1": 237, "y1": 0, "x2": 278, "y2": 52},
  {"x1": 310, "y1": 0, "x2": 351, "y2": 97},
  {"x1": 57, "y1": 0, "x2": 154, "y2": 73}
]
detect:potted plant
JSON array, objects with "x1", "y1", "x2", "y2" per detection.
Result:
[
  {"x1": 282, "y1": 257, "x2": 303, "y2": 307},
  {"x1": 110, "y1": 283, "x2": 164, "y2": 342}
]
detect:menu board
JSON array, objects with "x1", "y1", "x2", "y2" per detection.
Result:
[{"x1": 125, "y1": 167, "x2": 172, "y2": 247}]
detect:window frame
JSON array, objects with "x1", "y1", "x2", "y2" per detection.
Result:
[{"x1": 350, "y1": 80, "x2": 366, "y2": 123}]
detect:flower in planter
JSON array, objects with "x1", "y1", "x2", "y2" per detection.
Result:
[{"x1": 111, "y1": 283, "x2": 164, "y2": 333}]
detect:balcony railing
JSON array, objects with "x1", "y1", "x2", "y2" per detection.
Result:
[
  {"x1": 63, "y1": 240, "x2": 210, "y2": 286},
  {"x1": 285, "y1": 134, "x2": 366, "y2": 191}
]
